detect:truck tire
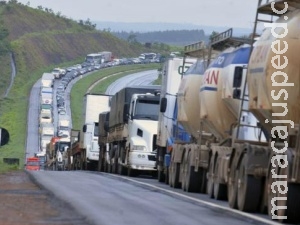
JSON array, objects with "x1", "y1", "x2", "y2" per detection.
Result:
[
  {"x1": 157, "y1": 147, "x2": 165, "y2": 182},
  {"x1": 268, "y1": 165, "x2": 300, "y2": 223},
  {"x1": 118, "y1": 160, "x2": 127, "y2": 175},
  {"x1": 185, "y1": 153, "x2": 202, "y2": 193},
  {"x1": 237, "y1": 156, "x2": 262, "y2": 212},
  {"x1": 213, "y1": 157, "x2": 227, "y2": 200},
  {"x1": 127, "y1": 168, "x2": 138, "y2": 177},
  {"x1": 157, "y1": 169, "x2": 165, "y2": 182},
  {"x1": 164, "y1": 166, "x2": 169, "y2": 185},
  {"x1": 112, "y1": 150, "x2": 119, "y2": 174}
]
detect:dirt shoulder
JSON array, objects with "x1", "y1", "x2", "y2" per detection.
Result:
[{"x1": 0, "y1": 170, "x2": 92, "y2": 225}]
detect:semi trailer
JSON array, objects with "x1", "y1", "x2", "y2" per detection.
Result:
[{"x1": 69, "y1": 94, "x2": 110, "y2": 170}]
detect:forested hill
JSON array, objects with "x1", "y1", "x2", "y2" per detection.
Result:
[
  {"x1": 111, "y1": 30, "x2": 210, "y2": 46},
  {"x1": 0, "y1": 1, "x2": 152, "y2": 98}
]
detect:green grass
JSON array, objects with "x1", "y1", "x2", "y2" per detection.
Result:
[
  {"x1": 0, "y1": 58, "x2": 84, "y2": 167},
  {"x1": 0, "y1": 161, "x2": 20, "y2": 172},
  {"x1": 70, "y1": 64, "x2": 161, "y2": 129}
]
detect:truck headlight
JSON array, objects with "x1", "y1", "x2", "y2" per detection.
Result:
[{"x1": 132, "y1": 145, "x2": 146, "y2": 151}]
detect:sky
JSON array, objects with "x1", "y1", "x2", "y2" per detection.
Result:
[{"x1": 15, "y1": 0, "x2": 259, "y2": 30}]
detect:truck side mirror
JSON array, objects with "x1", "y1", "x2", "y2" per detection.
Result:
[
  {"x1": 0, "y1": 127, "x2": 9, "y2": 147},
  {"x1": 178, "y1": 66, "x2": 184, "y2": 75},
  {"x1": 233, "y1": 66, "x2": 243, "y2": 88},
  {"x1": 82, "y1": 124, "x2": 87, "y2": 133},
  {"x1": 233, "y1": 89, "x2": 241, "y2": 99},
  {"x1": 123, "y1": 103, "x2": 129, "y2": 123},
  {"x1": 160, "y1": 97, "x2": 167, "y2": 113}
]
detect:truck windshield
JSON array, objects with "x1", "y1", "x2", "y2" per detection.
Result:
[
  {"x1": 94, "y1": 123, "x2": 99, "y2": 137},
  {"x1": 57, "y1": 142, "x2": 70, "y2": 152},
  {"x1": 134, "y1": 99, "x2": 159, "y2": 120},
  {"x1": 184, "y1": 60, "x2": 206, "y2": 75}
]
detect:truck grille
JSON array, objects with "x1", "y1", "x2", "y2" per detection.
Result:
[{"x1": 148, "y1": 155, "x2": 156, "y2": 161}]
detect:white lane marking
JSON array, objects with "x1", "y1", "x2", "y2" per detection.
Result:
[{"x1": 108, "y1": 174, "x2": 281, "y2": 225}]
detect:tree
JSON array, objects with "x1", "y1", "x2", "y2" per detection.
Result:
[
  {"x1": 127, "y1": 32, "x2": 137, "y2": 44},
  {"x1": 56, "y1": 11, "x2": 61, "y2": 17},
  {"x1": 209, "y1": 31, "x2": 219, "y2": 41},
  {"x1": 8, "y1": 0, "x2": 18, "y2": 4}
]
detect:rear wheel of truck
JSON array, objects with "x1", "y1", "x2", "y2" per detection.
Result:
[
  {"x1": 118, "y1": 160, "x2": 127, "y2": 175},
  {"x1": 268, "y1": 165, "x2": 300, "y2": 223},
  {"x1": 213, "y1": 156, "x2": 227, "y2": 200},
  {"x1": 185, "y1": 152, "x2": 202, "y2": 193},
  {"x1": 157, "y1": 169, "x2": 165, "y2": 182},
  {"x1": 127, "y1": 168, "x2": 138, "y2": 177},
  {"x1": 237, "y1": 156, "x2": 262, "y2": 212},
  {"x1": 112, "y1": 151, "x2": 119, "y2": 174}
]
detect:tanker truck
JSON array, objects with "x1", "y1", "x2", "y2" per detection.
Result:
[
  {"x1": 100, "y1": 85, "x2": 161, "y2": 176},
  {"x1": 156, "y1": 57, "x2": 197, "y2": 183},
  {"x1": 245, "y1": 1, "x2": 300, "y2": 222}
]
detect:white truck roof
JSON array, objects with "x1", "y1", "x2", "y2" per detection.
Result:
[
  {"x1": 82, "y1": 94, "x2": 110, "y2": 123},
  {"x1": 42, "y1": 73, "x2": 54, "y2": 80},
  {"x1": 41, "y1": 87, "x2": 53, "y2": 94}
]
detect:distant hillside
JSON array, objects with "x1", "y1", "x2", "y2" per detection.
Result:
[
  {"x1": 112, "y1": 30, "x2": 210, "y2": 46},
  {"x1": 95, "y1": 21, "x2": 253, "y2": 36},
  {"x1": 0, "y1": 1, "x2": 152, "y2": 97}
]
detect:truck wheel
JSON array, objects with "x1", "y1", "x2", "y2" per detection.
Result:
[
  {"x1": 237, "y1": 156, "x2": 262, "y2": 212},
  {"x1": 157, "y1": 169, "x2": 165, "y2": 182},
  {"x1": 207, "y1": 157, "x2": 214, "y2": 198},
  {"x1": 127, "y1": 168, "x2": 137, "y2": 177},
  {"x1": 164, "y1": 166, "x2": 169, "y2": 185},
  {"x1": 107, "y1": 162, "x2": 112, "y2": 173},
  {"x1": 268, "y1": 166, "x2": 300, "y2": 223},
  {"x1": 213, "y1": 157, "x2": 227, "y2": 200},
  {"x1": 200, "y1": 168, "x2": 207, "y2": 193},
  {"x1": 112, "y1": 151, "x2": 119, "y2": 174},
  {"x1": 185, "y1": 153, "x2": 202, "y2": 193},
  {"x1": 98, "y1": 156, "x2": 104, "y2": 172},
  {"x1": 118, "y1": 160, "x2": 127, "y2": 175}
]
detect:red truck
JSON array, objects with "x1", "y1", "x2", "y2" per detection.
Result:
[{"x1": 25, "y1": 157, "x2": 40, "y2": 171}]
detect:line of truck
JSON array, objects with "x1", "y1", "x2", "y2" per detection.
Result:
[{"x1": 67, "y1": 1, "x2": 300, "y2": 223}]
